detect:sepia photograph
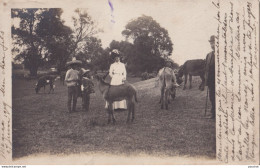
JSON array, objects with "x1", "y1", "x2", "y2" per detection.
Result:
[
  {"x1": 11, "y1": 1, "x2": 217, "y2": 163},
  {"x1": 0, "y1": 0, "x2": 258, "y2": 165}
]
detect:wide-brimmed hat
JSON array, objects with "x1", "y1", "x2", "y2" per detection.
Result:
[
  {"x1": 81, "y1": 68, "x2": 90, "y2": 76},
  {"x1": 66, "y1": 57, "x2": 82, "y2": 66},
  {"x1": 209, "y1": 35, "x2": 215, "y2": 43},
  {"x1": 110, "y1": 49, "x2": 121, "y2": 59}
]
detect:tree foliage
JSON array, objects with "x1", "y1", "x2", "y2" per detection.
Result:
[
  {"x1": 12, "y1": 8, "x2": 45, "y2": 76},
  {"x1": 12, "y1": 8, "x2": 103, "y2": 75},
  {"x1": 36, "y1": 8, "x2": 73, "y2": 72},
  {"x1": 122, "y1": 15, "x2": 173, "y2": 73},
  {"x1": 70, "y1": 9, "x2": 101, "y2": 58}
]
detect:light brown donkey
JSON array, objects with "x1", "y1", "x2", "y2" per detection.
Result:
[{"x1": 96, "y1": 75, "x2": 138, "y2": 124}]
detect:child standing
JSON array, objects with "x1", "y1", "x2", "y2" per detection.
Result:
[{"x1": 81, "y1": 69, "x2": 95, "y2": 111}]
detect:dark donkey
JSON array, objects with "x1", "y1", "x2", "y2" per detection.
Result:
[
  {"x1": 177, "y1": 59, "x2": 205, "y2": 91},
  {"x1": 35, "y1": 75, "x2": 58, "y2": 94},
  {"x1": 96, "y1": 75, "x2": 138, "y2": 124}
]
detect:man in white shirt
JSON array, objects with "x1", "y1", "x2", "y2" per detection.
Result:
[{"x1": 65, "y1": 58, "x2": 81, "y2": 112}]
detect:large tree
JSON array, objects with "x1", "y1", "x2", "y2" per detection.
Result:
[
  {"x1": 12, "y1": 8, "x2": 45, "y2": 76},
  {"x1": 122, "y1": 15, "x2": 173, "y2": 73},
  {"x1": 36, "y1": 8, "x2": 73, "y2": 72},
  {"x1": 12, "y1": 8, "x2": 73, "y2": 75}
]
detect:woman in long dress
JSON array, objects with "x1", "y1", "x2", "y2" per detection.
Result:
[{"x1": 107, "y1": 49, "x2": 127, "y2": 110}]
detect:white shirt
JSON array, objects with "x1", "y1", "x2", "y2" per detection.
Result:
[
  {"x1": 65, "y1": 68, "x2": 79, "y2": 87},
  {"x1": 109, "y1": 62, "x2": 127, "y2": 85}
]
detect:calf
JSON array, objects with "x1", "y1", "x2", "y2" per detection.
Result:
[{"x1": 35, "y1": 75, "x2": 57, "y2": 94}]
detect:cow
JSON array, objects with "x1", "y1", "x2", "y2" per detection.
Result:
[
  {"x1": 158, "y1": 67, "x2": 178, "y2": 110},
  {"x1": 177, "y1": 59, "x2": 205, "y2": 91},
  {"x1": 35, "y1": 75, "x2": 58, "y2": 94}
]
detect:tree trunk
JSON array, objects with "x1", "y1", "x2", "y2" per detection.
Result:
[{"x1": 29, "y1": 65, "x2": 38, "y2": 77}]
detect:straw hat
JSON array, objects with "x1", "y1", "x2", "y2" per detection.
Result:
[
  {"x1": 66, "y1": 57, "x2": 82, "y2": 66},
  {"x1": 81, "y1": 68, "x2": 90, "y2": 76},
  {"x1": 110, "y1": 49, "x2": 121, "y2": 60}
]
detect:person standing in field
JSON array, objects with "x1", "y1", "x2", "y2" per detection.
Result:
[
  {"x1": 107, "y1": 49, "x2": 127, "y2": 110},
  {"x1": 205, "y1": 35, "x2": 216, "y2": 119},
  {"x1": 65, "y1": 57, "x2": 82, "y2": 113},
  {"x1": 81, "y1": 68, "x2": 95, "y2": 112}
]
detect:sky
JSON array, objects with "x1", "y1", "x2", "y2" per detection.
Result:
[{"x1": 62, "y1": 0, "x2": 218, "y2": 65}]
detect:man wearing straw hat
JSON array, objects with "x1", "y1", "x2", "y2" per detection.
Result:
[
  {"x1": 65, "y1": 57, "x2": 82, "y2": 113},
  {"x1": 205, "y1": 35, "x2": 216, "y2": 119}
]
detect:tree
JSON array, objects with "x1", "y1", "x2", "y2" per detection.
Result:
[
  {"x1": 91, "y1": 48, "x2": 110, "y2": 71},
  {"x1": 109, "y1": 40, "x2": 134, "y2": 64},
  {"x1": 36, "y1": 8, "x2": 73, "y2": 72},
  {"x1": 70, "y1": 9, "x2": 101, "y2": 58},
  {"x1": 77, "y1": 37, "x2": 103, "y2": 64},
  {"x1": 12, "y1": 8, "x2": 73, "y2": 75},
  {"x1": 122, "y1": 15, "x2": 173, "y2": 73},
  {"x1": 12, "y1": 8, "x2": 45, "y2": 76}
]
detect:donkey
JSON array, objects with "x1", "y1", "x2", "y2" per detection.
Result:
[
  {"x1": 158, "y1": 67, "x2": 178, "y2": 110},
  {"x1": 177, "y1": 59, "x2": 205, "y2": 91},
  {"x1": 96, "y1": 75, "x2": 138, "y2": 124}
]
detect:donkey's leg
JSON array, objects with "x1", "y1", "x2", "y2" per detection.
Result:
[
  {"x1": 168, "y1": 88, "x2": 172, "y2": 103},
  {"x1": 127, "y1": 101, "x2": 131, "y2": 123},
  {"x1": 189, "y1": 74, "x2": 192, "y2": 89},
  {"x1": 183, "y1": 74, "x2": 187, "y2": 90},
  {"x1": 131, "y1": 102, "x2": 135, "y2": 122},
  {"x1": 165, "y1": 89, "x2": 169, "y2": 110},
  {"x1": 49, "y1": 84, "x2": 52, "y2": 94},
  {"x1": 200, "y1": 75, "x2": 205, "y2": 91},
  {"x1": 161, "y1": 89, "x2": 164, "y2": 109},
  {"x1": 159, "y1": 87, "x2": 163, "y2": 104},
  {"x1": 111, "y1": 103, "x2": 116, "y2": 124},
  {"x1": 107, "y1": 103, "x2": 112, "y2": 124}
]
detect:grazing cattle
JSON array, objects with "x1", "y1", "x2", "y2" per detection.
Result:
[
  {"x1": 96, "y1": 75, "x2": 138, "y2": 124},
  {"x1": 158, "y1": 67, "x2": 178, "y2": 110},
  {"x1": 35, "y1": 75, "x2": 58, "y2": 94},
  {"x1": 177, "y1": 59, "x2": 205, "y2": 90}
]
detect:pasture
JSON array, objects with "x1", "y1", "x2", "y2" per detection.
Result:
[{"x1": 12, "y1": 75, "x2": 215, "y2": 162}]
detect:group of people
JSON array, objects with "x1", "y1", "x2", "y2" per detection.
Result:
[
  {"x1": 64, "y1": 35, "x2": 216, "y2": 119},
  {"x1": 64, "y1": 58, "x2": 95, "y2": 113},
  {"x1": 65, "y1": 49, "x2": 127, "y2": 113}
]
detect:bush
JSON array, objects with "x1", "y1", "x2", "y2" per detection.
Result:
[{"x1": 141, "y1": 72, "x2": 157, "y2": 80}]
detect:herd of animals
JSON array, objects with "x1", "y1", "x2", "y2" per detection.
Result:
[{"x1": 33, "y1": 59, "x2": 206, "y2": 123}]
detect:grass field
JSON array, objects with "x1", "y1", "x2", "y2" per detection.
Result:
[{"x1": 12, "y1": 75, "x2": 216, "y2": 161}]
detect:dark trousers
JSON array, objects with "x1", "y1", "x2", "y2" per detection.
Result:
[
  {"x1": 82, "y1": 91, "x2": 90, "y2": 111},
  {"x1": 208, "y1": 83, "x2": 215, "y2": 117},
  {"x1": 68, "y1": 86, "x2": 78, "y2": 112}
]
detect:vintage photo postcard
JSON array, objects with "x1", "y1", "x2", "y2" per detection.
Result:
[{"x1": 0, "y1": 0, "x2": 259, "y2": 165}]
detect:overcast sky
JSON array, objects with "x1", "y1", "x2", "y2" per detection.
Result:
[{"x1": 62, "y1": 0, "x2": 217, "y2": 65}]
